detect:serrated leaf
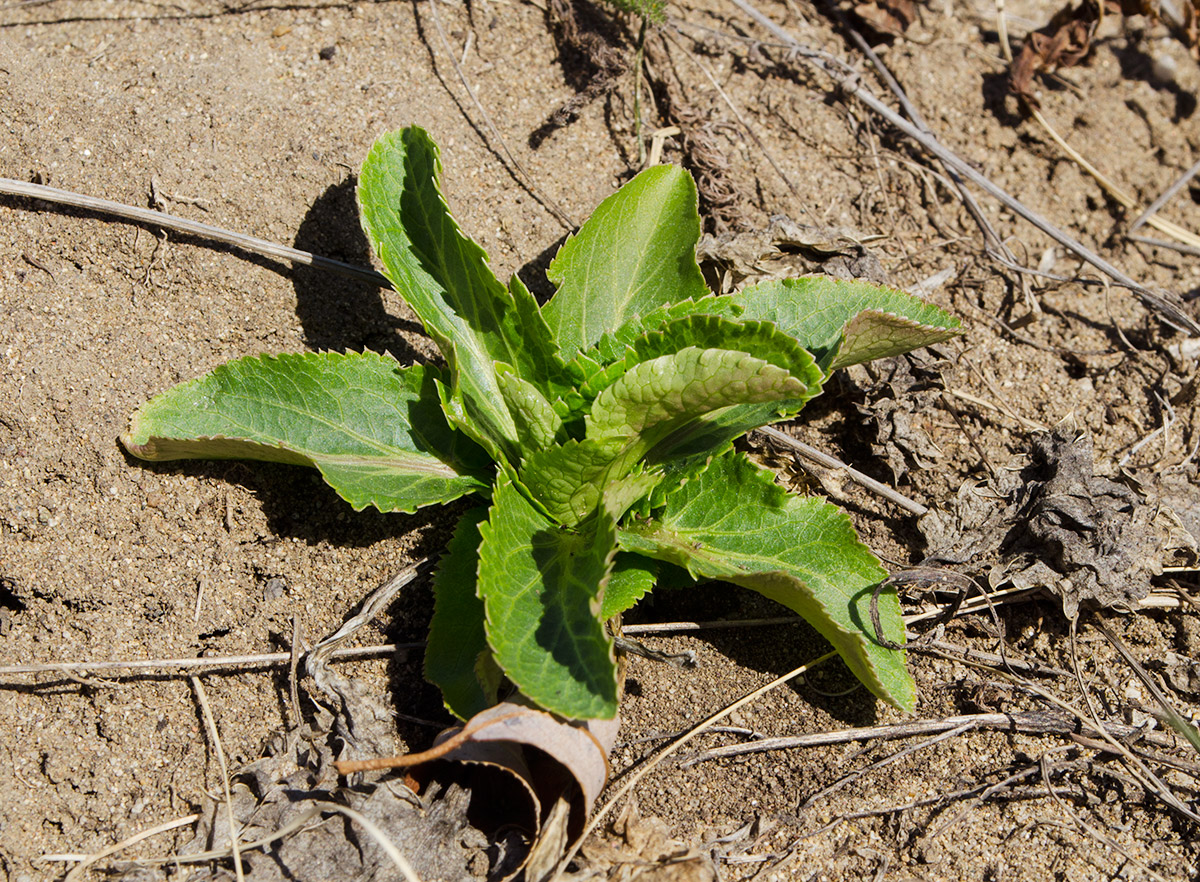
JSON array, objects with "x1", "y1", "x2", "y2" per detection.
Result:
[
  {"x1": 542, "y1": 165, "x2": 710, "y2": 358},
  {"x1": 577, "y1": 314, "x2": 823, "y2": 403},
  {"x1": 526, "y1": 345, "x2": 821, "y2": 526},
  {"x1": 735, "y1": 277, "x2": 960, "y2": 373},
  {"x1": 601, "y1": 554, "x2": 658, "y2": 620},
  {"x1": 587, "y1": 347, "x2": 815, "y2": 456},
  {"x1": 121, "y1": 352, "x2": 489, "y2": 513},
  {"x1": 617, "y1": 452, "x2": 915, "y2": 711},
  {"x1": 522, "y1": 438, "x2": 662, "y2": 526},
  {"x1": 357, "y1": 127, "x2": 567, "y2": 463},
  {"x1": 426, "y1": 507, "x2": 493, "y2": 720},
  {"x1": 579, "y1": 294, "x2": 744, "y2": 369},
  {"x1": 478, "y1": 472, "x2": 619, "y2": 719},
  {"x1": 497, "y1": 364, "x2": 565, "y2": 456}
]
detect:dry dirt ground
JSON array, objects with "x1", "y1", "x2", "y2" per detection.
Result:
[{"x1": 3, "y1": 0, "x2": 1200, "y2": 878}]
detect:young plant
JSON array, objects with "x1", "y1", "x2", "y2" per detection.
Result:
[{"x1": 122, "y1": 127, "x2": 960, "y2": 721}]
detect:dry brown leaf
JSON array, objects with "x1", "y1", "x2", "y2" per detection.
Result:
[
  {"x1": 853, "y1": 0, "x2": 918, "y2": 36},
  {"x1": 406, "y1": 702, "x2": 620, "y2": 878},
  {"x1": 1010, "y1": 0, "x2": 1178, "y2": 107}
]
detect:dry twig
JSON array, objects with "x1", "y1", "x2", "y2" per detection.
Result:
[{"x1": 0, "y1": 178, "x2": 389, "y2": 288}]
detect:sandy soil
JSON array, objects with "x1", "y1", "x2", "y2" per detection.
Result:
[{"x1": 2, "y1": 0, "x2": 1200, "y2": 878}]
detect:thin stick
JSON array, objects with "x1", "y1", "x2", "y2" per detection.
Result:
[
  {"x1": 0, "y1": 643, "x2": 417, "y2": 678},
  {"x1": 550, "y1": 650, "x2": 837, "y2": 882},
  {"x1": 424, "y1": 0, "x2": 575, "y2": 230},
  {"x1": 800, "y1": 722, "x2": 974, "y2": 808},
  {"x1": 727, "y1": 0, "x2": 1200, "y2": 335},
  {"x1": 757, "y1": 426, "x2": 928, "y2": 516},
  {"x1": 190, "y1": 676, "x2": 245, "y2": 882},
  {"x1": 0, "y1": 178, "x2": 390, "y2": 289},
  {"x1": 681, "y1": 710, "x2": 1148, "y2": 765},
  {"x1": 54, "y1": 814, "x2": 199, "y2": 881},
  {"x1": 1130, "y1": 157, "x2": 1200, "y2": 232},
  {"x1": 311, "y1": 802, "x2": 423, "y2": 882},
  {"x1": 824, "y1": 2, "x2": 1039, "y2": 314}
]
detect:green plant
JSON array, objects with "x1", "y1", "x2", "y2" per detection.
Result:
[{"x1": 122, "y1": 127, "x2": 960, "y2": 721}]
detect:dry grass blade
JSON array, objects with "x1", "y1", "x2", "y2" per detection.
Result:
[
  {"x1": 48, "y1": 814, "x2": 199, "y2": 881},
  {"x1": 1030, "y1": 107, "x2": 1200, "y2": 250},
  {"x1": 1038, "y1": 752, "x2": 1170, "y2": 882},
  {"x1": 190, "y1": 676, "x2": 245, "y2": 882},
  {"x1": 661, "y1": 29, "x2": 797, "y2": 196},
  {"x1": 424, "y1": 0, "x2": 575, "y2": 230},
  {"x1": 1094, "y1": 619, "x2": 1200, "y2": 754}
]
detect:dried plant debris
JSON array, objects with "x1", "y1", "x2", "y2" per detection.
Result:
[
  {"x1": 537, "y1": 0, "x2": 630, "y2": 141},
  {"x1": 697, "y1": 215, "x2": 889, "y2": 293},
  {"x1": 844, "y1": 351, "x2": 949, "y2": 483},
  {"x1": 117, "y1": 718, "x2": 495, "y2": 882},
  {"x1": 920, "y1": 422, "x2": 1197, "y2": 617},
  {"x1": 575, "y1": 798, "x2": 717, "y2": 882},
  {"x1": 1009, "y1": 0, "x2": 1200, "y2": 108},
  {"x1": 118, "y1": 673, "x2": 619, "y2": 880},
  {"x1": 852, "y1": 0, "x2": 918, "y2": 38}
]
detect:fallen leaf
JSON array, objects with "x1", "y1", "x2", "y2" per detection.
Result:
[
  {"x1": 853, "y1": 0, "x2": 918, "y2": 36},
  {"x1": 1010, "y1": 0, "x2": 1177, "y2": 107}
]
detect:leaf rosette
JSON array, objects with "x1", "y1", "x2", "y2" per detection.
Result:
[{"x1": 123, "y1": 125, "x2": 961, "y2": 722}]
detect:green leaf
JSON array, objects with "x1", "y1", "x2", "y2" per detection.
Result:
[
  {"x1": 121, "y1": 352, "x2": 489, "y2": 513},
  {"x1": 734, "y1": 277, "x2": 961, "y2": 373},
  {"x1": 525, "y1": 344, "x2": 821, "y2": 526},
  {"x1": 602, "y1": 554, "x2": 658, "y2": 620},
  {"x1": 477, "y1": 472, "x2": 619, "y2": 719},
  {"x1": 587, "y1": 346, "x2": 816, "y2": 459},
  {"x1": 521, "y1": 438, "x2": 662, "y2": 526},
  {"x1": 357, "y1": 127, "x2": 566, "y2": 463},
  {"x1": 618, "y1": 452, "x2": 915, "y2": 711},
  {"x1": 578, "y1": 294, "x2": 745, "y2": 369},
  {"x1": 496, "y1": 364, "x2": 565, "y2": 456},
  {"x1": 542, "y1": 165, "x2": 710, "y2": 358},
  {"x1": 426, "y1": 508, "x2": 493, "y2": 719},
  {"x1": 577, "y1": 314, "x2": 823, "y2": 403}
]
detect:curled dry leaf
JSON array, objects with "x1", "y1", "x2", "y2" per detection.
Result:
[
  {"x1": 407, "y1": 702, "x2": 621, "y2": 879},
  {"x1": 853, "y1": 0, "x2": 918, "y2": 37},
  {"x1": 1009, "y1": 0, "x2": 1179, "y2": 107}
]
